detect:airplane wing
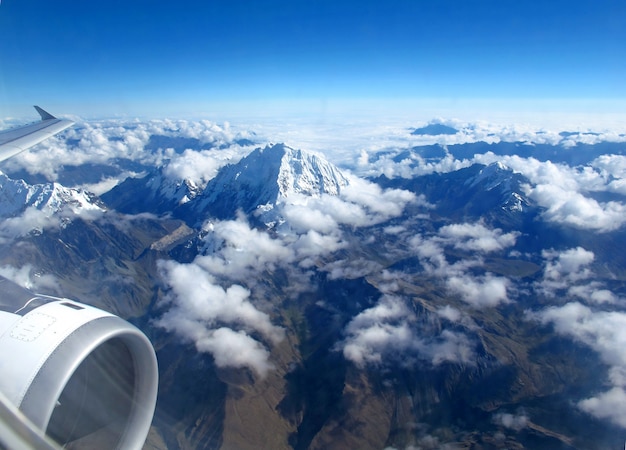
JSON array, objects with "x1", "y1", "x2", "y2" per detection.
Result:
[{"x1": 0, "y1": 106, "x2": 74, "y2": 163}]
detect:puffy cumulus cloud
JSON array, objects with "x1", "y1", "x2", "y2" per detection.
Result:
[
  {"x1": 476, "y1": 154, "x2": 578, "y2": 190},
  {"x1": 197, "y1": 217, "x2": 294, "y2": 282},
  {"x1": 341, "y1": 296, "x2": 412, "y2": 366},
  {"x1": 293, "y1": 230, "x2": 347, "y2": 262},
  {"x1": 578, "y1": 387, "x2": 626, "y2": 429},
  {"x1": 542, "y1": 247, "x2": 594, "y2": 284},
  {"x1": 340, "y1": 295, "x2": 476, "y2": 368},
  {"x1": 478, "y1": 152, "x2": 626, "y2": 198},
  {"x1": 273, "y1": 178, "x2": 420, "y2": 277},
  {"x1": 530, "y1": 302, "x2": 626, "y2": 428},
  {"x1": 195, "y1": 327, "x2": 274, "y2": 376},
  {"x1": 342, "y1": 177, "x2": 420, "y2": 218},
  {"x1": 436, "y1": 305, "x2": 462, "y2": 322},
  {"x1": 422, "y1": 329, "x2": 477, "y2": 366},
  {"x1": 492, "y1": 411, "x2": 529, "y2": 431},
  {"x1": 527, "y1": 183, "x2": 626, "y2": 232},
  {"x1": 0, "y1": 264, "x2": 61, "y2": 293},
  {"x1": 163, "y1": 148, "x2": 243, "y2": 189},
  {"x1": 409, "y1": 224, "x2": 514, "y2": 308},
  {"x1": 281, "y1": 178, "x2": 420, "y2": 234},
  {"x1": 531, "y1": 302, "x2": 626, "y2": 385},
  {"x1": 568, "y1": 284, "x2": 618, "y2": 304},
  {"x1": 536, "y1": 247, "x2": 618, "y2": 304},
  {"x1": 3, "y1": 118, "x2": 252, "y2": 185},
  {"x1": 438, "y1": 222, "x2": 519, "y2": 253},
  {"x1": 360, "y1": 151, "x2": 473, "y2": 180},
  {"x1": 282, "y1": 203, "x2": 339, "y2": 234},
  {"x1": 591, "y1": 154, "x2": 626, "y2": 195},
  {"x1": 446, "y1": 274, "x2": 510, "y2": 308},
  {"x1": 3, "y1": 123, "x2": 150, "y2": 181},
  {"x1": 155, "y1": 259, "x2": 284, "y2": 377},
  {"x1": 435, "y1": 305, "x2": 478, "y2": 330}
]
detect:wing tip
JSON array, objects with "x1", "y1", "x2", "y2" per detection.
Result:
[{"x1": 33, "y1": 106, "x2": 57, "y2": 121}]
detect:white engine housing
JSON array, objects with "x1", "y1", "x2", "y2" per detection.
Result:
[{"x1": 0, "y1": 278, "x2": 158, "y2": 449}]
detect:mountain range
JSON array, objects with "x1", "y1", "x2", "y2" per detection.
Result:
[{"x1": 1, "y1": 135, "x2": 626, "y2": 450}]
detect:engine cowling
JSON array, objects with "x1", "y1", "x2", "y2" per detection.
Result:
[{"x1": 0, "y1": 277, "x2": 158, "y2": 449}]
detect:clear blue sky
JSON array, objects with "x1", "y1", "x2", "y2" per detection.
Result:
[{"x1": 0, "y1": 0, "x2": 624, "y2": 119}]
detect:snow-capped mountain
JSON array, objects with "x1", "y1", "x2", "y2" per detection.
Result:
[
  {"x1": 102, "y1": 143, "x2": 349, "y2": 223},
  {"x1": 377, "y1": 162, "x2": 533, "y2": 223},
  {"x1": 464, "y1": 162, "x2": 531, "y2": 213},
  {"x1": 0, "y1": 171, "x2": 104, "y2": 218},
  {"x1": 181, "y1": 143, "x2": 350, "y2": 220},
  {"x1": 101, "y1": 167, "x2": 201, "y2": 215}
]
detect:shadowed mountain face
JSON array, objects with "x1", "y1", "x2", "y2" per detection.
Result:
[{"x1": 3, "y1": 139, "x2": 626, "y2": 450}]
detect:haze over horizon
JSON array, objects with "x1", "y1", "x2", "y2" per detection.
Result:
[{"x1": 0, "y1": 0, "x2": 624, "y2": 123}]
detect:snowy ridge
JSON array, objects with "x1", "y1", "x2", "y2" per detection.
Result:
[
  {"x1": 465, "y1": 161, "x2": 511, "y2": 190},
  {"x1": 188, "y1": 143, "x2": 349, "y2": 219},
  {"x1": 464, "y1": 162, "x2": 531, "y2": 213},
  {"x1": 0, "y1": 171, "x2": 104, "y2": 218},
  {"x1": 274, "y1": 143, "x2": 348, "y2": 198},
  {"x1": 146, "y1": 170, "x2": 201, "y2": 206}
]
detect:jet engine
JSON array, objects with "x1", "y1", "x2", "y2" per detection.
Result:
[{"x1": 0, "y1": 276, "x2": 158, "y2": 449}]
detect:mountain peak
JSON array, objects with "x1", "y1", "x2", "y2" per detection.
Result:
[{"x1": 184, "y1": 143, "x2": 350, "y2": 220}]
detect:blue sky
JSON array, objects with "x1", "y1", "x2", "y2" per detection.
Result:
[{"x1": 0, "y1": 0, "x2": 624, "y2": 119}]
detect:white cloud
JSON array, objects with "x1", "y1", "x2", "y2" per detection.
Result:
[
  {"x1": 568, "y1": 283, "x2": 618, "y2": 304},
  {"x1": 436, "y1": 305, "x2": 462, "y2": 322},
  {"x1": 493, "y1": 411, "x2": 529, "y2": 431},
  {"x1": 340, "y1": 295, "x2": 476, "y2": 368},
  {"x1": 155, "y1": 260, "x2": 284, "y2": 377},
  {"x1": 409, "y1": 224, "x2": 514, "y2": 308},
  {"x1": 446, "y1": 274, "x2": 510, "y2": 308},
  {"x1": 438, "y1": 222, "x2": 519, "y2": 253},
  {"x1": 293, "y1": 230, "x2": 347, "y2": 260},
  {"x1": 342, "y1": 177, "x2": 418, "y2": 218},
  {"x1": 282, "y1": 202, "x2": 339, "y2": 234},
  {"x1": 536, "y1": 247, "x2": 619, "y2": 304},
  {"x1": 527, "y1": 183, "x2": 626, "y2": 232},
  {"x1": 163, "y1": 148, "x2": 241, "y2": 188},
  {"x1": 578, "y1": 387, "x2": 626, "y2": 429},
  {"x1": 2, "y1": 118, "x2": 251, "y2": 186},
  {"x1": 542, "y1": 247, "x2": 594, "y2": 284},
  {"x1": 195, "y1": 327, "x2": 275, "y2": 377},
  {"x1": 197, "y1": 217, "x2": 294, "y2": 282},
  {"x1": 530, "y1": 302, "x2": 626, "y2": 428}
]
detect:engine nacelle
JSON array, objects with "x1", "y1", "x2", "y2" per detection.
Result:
[{"x1": 0, "y1": 277, "x2": 158, "y2": 449}]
